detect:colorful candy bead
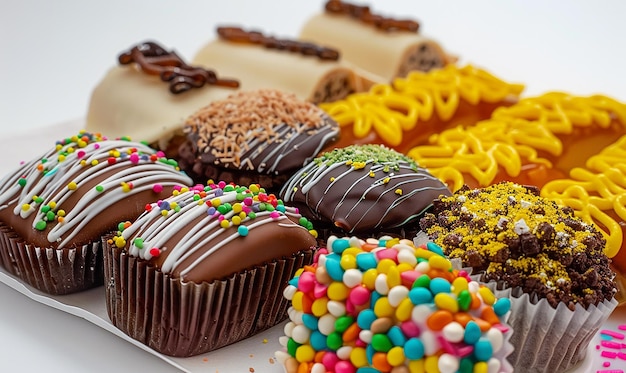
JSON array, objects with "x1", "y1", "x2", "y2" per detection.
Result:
[{"x1": 278, "y1": 236, "x2": 512, "y2": 373}]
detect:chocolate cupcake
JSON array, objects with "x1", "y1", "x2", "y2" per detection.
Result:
[
  {"x1": 280, "y1": 144, "x2": 451, "y2": 242},
  {"x1": 178, "y1": 89, "x2": 340, "y2": 191},
  {"x1": 0, "y1": 131, "x2": 192, "y2": 294},
  {"x1": 420, "y1": 182, "x2": 618, "y2": 372},
  {"x1": 104, "y1": 181, "x2": 318, "y2": 356}
]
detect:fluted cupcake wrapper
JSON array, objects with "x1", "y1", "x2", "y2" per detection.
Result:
[
  {"x1": 103, "y1": 236, "x2": 315, "y2": 357},
  {"x1": 474, "y1": 277, "x2": 618, "y2": 373},
  {"x1": 0, "y1": 223, "x2": 103, "y2": 295}
]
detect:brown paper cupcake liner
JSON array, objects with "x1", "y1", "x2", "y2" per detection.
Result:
[
  {"x1": 103, "y1": 237, "x2": 315, "y2": 357},
  {"x1": 0, "y1": 223, "x2": 103, "y2": 295},
  {"x1": 475, "y1": 277, "x2": 618, "y2": 373}
]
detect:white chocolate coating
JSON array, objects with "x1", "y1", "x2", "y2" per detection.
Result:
[
  {"x1": 85, "y1": 66, "x2": 236, "y2": 146},
  {"x1": 192, "y1": 39, "x2": 367, "y2": 104},
  {"x1": 300, "y1": 12, "x2": 450, "y2": 82}
]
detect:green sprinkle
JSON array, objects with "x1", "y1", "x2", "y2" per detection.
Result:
[
  {"x1": 18, "y1": 178, "x2": 27, "y2": 187},
  {"x1": 41, "y1": 205, "x2": 51, "y2": 213},
  {"x1": 46, "y1": 211, "x2": 56, "y2": 221},
  {"x1": 96, "y1": 185, "x2": 104, "y2": 192},
  {"x1": 133, "y1": 238, "x2": 144, "y2": 249},
  {"x1": 35, "y1": 221, "x2": 47, "y2": 231}
]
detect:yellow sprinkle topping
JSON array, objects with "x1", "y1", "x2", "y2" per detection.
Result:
[
  {"x1": 320, "y1": 64, "x2": 524, "y2": 146},
  {"x1": 408, "y1": 92, "x2": 626, "y2": 191},
  {"x1": 542, "y1": 134, "x2": 626, "y2": 258},
  {"x1": 67, "y1": 181, "x2": 77, "y2": 190}
]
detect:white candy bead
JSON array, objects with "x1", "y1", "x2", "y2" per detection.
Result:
[
  {"x1": 487, "y1": 358, "x2": 502, "y2": 373},
  {"x1": 337, "y1": 346, "x2": 353, "y2": 360},
  {"x1": 283, "y1": 285, "x2": 297, "y2": 300},
  {"x1": 284, "y1": 321, "x2": 296, "y2": 337},
  {"x1": 397, "y1": 249, "x2": 418, "y2": 266},
  {"x1": 411, "y1": 305, "x2": 432, "y2": 324},
  {"x1": 420, "y1": 330, "x2": 440, "y2": 355},
  {"x1": 359, "y1": 330, "x2": 373, "y2": 344},
  {"x1": 311, "y1": 363, "x2": 326, "y2": 373},
  {"x1": 442, "y1": 321, "x2": 465, "y2": 343},
  {"x1": 416, "y1": 261, "x2": 430, "y2": 273},
  {"x1": 487, "y1": 328, "x2": 504, "y2": 353},
  {"x1": 278, "y1": 336, "x2": 290, "y2": 347},
  {"x1": 291, "y1": 324, "x2": 311, "y2": 344},
  {"x1": 318, "y1": 314, "x2": 337, "y2": 335},
  {"x1": 438, "y1": 353, "x2": 460, "y2": 373},
  {"x1": 348, "y1": 236, "x2": 363, "y2": 248},
  {"x1": 375, "y1": 273, "x2": 389, "y2": 295},
  {"x1": 388, "y1": 286, "x2": 409, "y2": 307},
  {"x1": 327, "y1": 300, "x2": 346, "y2": 317},
  {"x1": 343, "y1": 269, "x2": 363, "y2": 288}
]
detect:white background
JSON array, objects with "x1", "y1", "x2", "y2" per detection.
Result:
[{"x1": 0, "y1": 1, "x2": 626, "y2": 372}]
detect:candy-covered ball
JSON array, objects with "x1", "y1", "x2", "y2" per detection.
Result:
[{"x1": 276, "y1": 236, "x2": 513, "y2": 373}]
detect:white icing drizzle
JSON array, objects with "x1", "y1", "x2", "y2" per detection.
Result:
[
  {"x1": 118, "y1": 183, "x2": 313, "y2": 275},
  {"x1": 281, "y1": 151, "x2": 449, "y2": 233},
  {"x1": 0, "y1": 132, "x2": 192, "y2": 248}
]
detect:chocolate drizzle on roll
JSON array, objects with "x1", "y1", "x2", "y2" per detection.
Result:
[
  {"x1": 324, "y1": 0, "x2": 420, "y2": 32},
  {"x1": 217, "y1": 26, "x2": 340, "y2": 61},
  {"x1": 118, "y1": 41, "x2": 240, "y2": 94}
]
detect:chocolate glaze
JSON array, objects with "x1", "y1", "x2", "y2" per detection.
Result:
[
  {"x1": 118, "y1": 41, "x2": 239, "y2": 94},
  {"x1": 280, "y1": 145, "x2": 451, "y2": 238},
  {"x1": 0, "y1": 132, "x2": 192, "y2": 249},
  {"x1": 324, "y1": 0, "x2": 420, "y2": 32},
  {"x1": 116, "y1": 182, "x2": 318, "y2": 283},
  {"x1": 179, "y1": 89, "x2": 340, "y2": 191},
  {"x1": 217, "y1": 26, "x2": 340, "y2": 61}
]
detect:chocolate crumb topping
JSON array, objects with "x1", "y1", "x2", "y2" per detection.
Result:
[
  {"x1": 118, "y1": 41, "x2": 239, "y2": 94},
  {"x1": 324, "y1": 0, "x2": 420, "y2": 32},
  {"x1": 217, "y1": 26, "x2": 340, "y2": 61},
  {"x1": 420, "y1": 182, "x2": 616, "y2": 310}
]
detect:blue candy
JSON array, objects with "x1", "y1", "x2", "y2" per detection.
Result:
[
  {"x1": 357, "y1": 309, "x2": 377, "y2": 329},
  {"x1": 332, "y1": 238, "x2": 351, "y2": 254},
  {"x1": 387, "y1": 326, "x2": 407, "y2": 347},
  {"x1": 464, "y1": 320, "x2": 481, "y2": 345},
  {"x1": 408, "y1": 287, "x2": 433, "y2": 305},
  {"x1": 429, "y1": 277, "x2": 451, "y2": 294},
  {"x1": 404, "y1": 338, "x2": 425, "y2": 360},
  {"x1": 309, "y1": 330, "x2": 327, "y2": 351},
  {"x1": 493, "y1": 297, "x2": 512, "y2": 316},
  {"x1": 302, "y1": 314, "x2": 318, "y2": 331},
  {"x1": 356, "y1": 252, "x2": 378, "y2": 271},
  {"x1": 426, "y1": 242, "x2": 445, "y2": 256},
  {"x1": 474, "y1": 338, "x2": 493, "y2": 361},
  {"x1": 325, "y1": 256, "x2": 345, "y2": 282}
]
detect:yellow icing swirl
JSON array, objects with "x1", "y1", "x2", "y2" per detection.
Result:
[
  {"x1": 319, "y1": 64, "x2": 524, "y2": 146},
  {"x1": 541, "y1": 135, "x2": 626, "y2": 258},
  {"x1": 408, "y1": 92, "x2": 626, "y2": 191}
]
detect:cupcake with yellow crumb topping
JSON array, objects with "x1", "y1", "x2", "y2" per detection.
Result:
[{"x1": 419, "y1": 182, "x2": 618, "y2": 372}]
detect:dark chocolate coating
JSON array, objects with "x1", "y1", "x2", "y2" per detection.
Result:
[{"x1": 280, "y1": 144, "x2": 451, "y2": 238}]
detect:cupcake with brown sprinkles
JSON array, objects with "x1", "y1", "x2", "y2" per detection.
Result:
[
  {"x1": 420, "y1": 181, "x2": 618, "y2": 372},
  {"x1": 178, "y1": 89, "x2": 339, "y2": 191}
]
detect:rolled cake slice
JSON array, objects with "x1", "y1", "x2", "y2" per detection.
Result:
[
  {"x1": 0, "y1": 130, "x2": 193, "y2": 294},
  {"x1": 86, "y1": 41, "x2": 240, "y2": 152},
  {"x1": 280, "y1": 144, "x2": 451, "y2": 241},
  {"x1": 105, "y1": 181, "x2": 318, "y2": 356},
  {"x1": 192, "y1": 26, "x2": 366, "y2": 104},
  {"x1": 300, "y1": 0, "x2": 452, "y2": 83},
  {"x1": 178, "y1": 89, "x2": 340, "y2": 191}
]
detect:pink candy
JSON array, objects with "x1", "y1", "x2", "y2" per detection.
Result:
[
  {"x1": 375, "y1": 248, "x2": 398, "y2": 261},
  {"x1": 349, "y1": 286, "x2": 370, "y2": 306},
  {"x1": 298, "y1": 272, "x2": 315, "y2": 292}
]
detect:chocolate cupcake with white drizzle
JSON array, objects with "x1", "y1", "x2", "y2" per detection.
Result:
[
  {"x1": 105, "y1": 180, "x2": 318, "y2": 356},
  {"x1": 280, "y1": 144, "x2": 451, "y2": 242},
  {"x1": 178, "y1": 89, "x2": 340, "y2": 192},
  {"x1": 0, "y1": 130, "x2": 192, "y2": 294}
]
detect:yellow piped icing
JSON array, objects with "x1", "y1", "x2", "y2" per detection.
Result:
[
  {"x1": 408, "y1": 92, "x2": 626, "y2": 191},
  {"x1": 541, "y1": 135, "x2": 626, "y2": 258},
  {"x1": 319, "y1": 64, "x2": 524, "y2": 146}
]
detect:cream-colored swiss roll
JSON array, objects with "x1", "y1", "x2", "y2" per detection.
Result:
[
  {"x1": 86, "y1": 66, "x2": 235, "y2": 147},
  {"x1": 192, "y1": 39, "x2": 365, "y2": 104},
  {"x1": 300, "y1": 12, "x2": 449, "y2": 82}
]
